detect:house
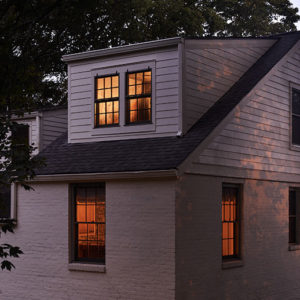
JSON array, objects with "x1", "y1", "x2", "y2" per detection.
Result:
[
  {"x1": 0, "y1": 31, "x2": 300, "y2": 299},
  {"x1": 0, "y1": 107, "x2": 67, "y2": 220}
]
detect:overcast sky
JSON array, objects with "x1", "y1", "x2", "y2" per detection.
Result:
[{"x1": 291, "y1": 0, "x2": 300, "y2": 29}]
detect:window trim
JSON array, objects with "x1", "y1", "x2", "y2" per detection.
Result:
[
  {"x1": 0, "y1": 183, "x2": 17, "y2": 223},
  {"x1": 289, "y1": 188, "x2": 297, "y2": 244},
  {"x1": 94, "y1": 73, "x2": 120, "y2": 128},
  {"x1": 290, "y1": 82, "x2": 300, "y2": 151},
  {"x1": 69, "y1": 183, "x2": 106, "y2": 265},
  {"x1": 222, "y1": 183, "x2": 242, "y2": 261},
  {"x1": 90, "y1": 61, "x2": 156, "y2": 137},
  {"x1": 125, "y1": 68, "x2": 152, "y2": 125},
  {"x1": 288, "y1": 187, "x2": 300, "y2": 251}
]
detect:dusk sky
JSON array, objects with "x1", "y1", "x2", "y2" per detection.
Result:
[{"x1": 292, "y1": 0, "x2": 300, "y2": 29}]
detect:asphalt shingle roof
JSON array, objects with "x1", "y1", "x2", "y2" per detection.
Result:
[{"x1": 36, "y1": 32, "x2": 300, "y2": 175}]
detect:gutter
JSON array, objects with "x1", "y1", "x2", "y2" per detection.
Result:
[
  {"x1": 32, "y1": 169, "x2": 178, "y2": 182},
  {"x1": 62, "y1": 37, "x2": 183, "y2": 63}
]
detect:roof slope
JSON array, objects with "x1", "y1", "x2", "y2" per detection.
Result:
[{"x1": 37, "y1": 32, "x2": 300, "y2": 175}]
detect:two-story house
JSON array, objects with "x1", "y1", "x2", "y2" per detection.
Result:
[{"x1": 0, "y1": 31, "x2": 300, "y2": 299}]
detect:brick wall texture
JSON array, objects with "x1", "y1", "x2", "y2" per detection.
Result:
[
  {"x1": 0, "y1": 179, "x2": 175, "y2": 300},
  {"x1": 176, "y1": 174, "x2": 300, "y2": 300}
]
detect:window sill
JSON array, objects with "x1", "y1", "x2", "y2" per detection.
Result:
[
  {"x1": 222, "y1": 259, "x2": 243, "y2": 269},
  {"x1": 0, "y1": 218, "x2": 16, "y2": 226},
  {"x1": 288, "y1": 244, "x2": 300, "y2": 251},
  {"x1": 92, "y1": 122, "x2": 155, "y2": 136},
  {"x1": 290, "y1": 144, "x2": 300, "y2": 152},
  {"x1": 94, "y1": 124, "x2": 120, "y2": 129},
  {"x1": 68, "y1": 263, "x2": 106, "y2": 273}
]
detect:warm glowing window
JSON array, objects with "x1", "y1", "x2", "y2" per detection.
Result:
[
  {"x1": 126, "y1": 70, "x2": 151, "y2": 124},
  {"x1": 222, "y1": 185, "x2": 240, "y2": 259},
  {"x1": 289, "y1": 189, "x2": 297, "y2": 244},
  {"x1": 72, "y1": 184, "x2": 105, "y2": 263},
  {"x1": 292, "y1": 88, "x2": 300, "y2": 145},
  {"x1": 95, "y1": 75, "x2": 119, "y2": 127}
]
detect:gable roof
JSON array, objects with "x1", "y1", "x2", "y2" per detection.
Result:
[{"x1": 36, "y1": 32, "x2": 300, "y2": 176}]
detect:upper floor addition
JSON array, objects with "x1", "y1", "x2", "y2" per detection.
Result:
[{"x1": 63, "y1": 37, "x2": 276, "y2": 143}]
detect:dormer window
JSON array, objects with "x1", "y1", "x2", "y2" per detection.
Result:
[
  {"x1": 126, "y1": 70, "x2": 152, "y2": 124},
  {"x1": 94, "y1": 74, "x2": 119, "y2": 127},
  {"x1": 91, "y1": 63, "x2": 155, "y2": 137}
]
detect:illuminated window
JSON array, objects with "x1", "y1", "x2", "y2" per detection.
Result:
[
  {"x1": 292, "y1": 88, "x2": 300, "y2": 145},
  {"x1": 126, "y1": 70, "x2": 151, "y2": 124},
  {"x1": 222, "y1": 184, "x2": 240, "y2": 259},
  {"x1": 72, "y1": 184, "x2": 105, "y2": 263},
  {"x1": 95, "y1": 75, "x2": 119, "y2": 127}
]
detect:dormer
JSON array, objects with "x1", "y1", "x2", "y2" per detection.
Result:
[
  {"x1": 63, "y1": 37, "x2": 276, "y2": 143},
  {"x1": 12, "y1": 107, "x2": 67, "y2": 154}
]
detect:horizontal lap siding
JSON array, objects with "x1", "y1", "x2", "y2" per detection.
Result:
[
  {"x1": 40, "y1": 109, "x2": 68, "y2": 150},
  {"x1": 183, "y1": 45, "x2": 271, "y2": 132},
  {"x1": 195, "y1": 44, "x2": 300, "y2": 177},
  {"x1": 68, "y1": 49, "x2": 180, "y2": 142}
]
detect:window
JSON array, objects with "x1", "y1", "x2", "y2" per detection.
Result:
[
  {"x1": 292, "y1": 88, "x2": 300, "y2": 145},
  {"x1": 95, "y1": 74, "x2": 119, "y2": 127},
  {"x1": 71, "y1": 184, "x2": 105, "y2": 264},
  {"x1": 126, "y1": 70, "x2": 151, "y2": 124},
  {"x1": 0, "y1": 186, "x2": 11, "y2": 219},
  {"x1": 289, "y1": 188, "x2": 300, "y2": 244},
  {"x1": 222, "y1": 184, "x2": 240, "y2": 259},
  {"x1": 12, "y1": 123, "x2": 29, "y2": 146}
]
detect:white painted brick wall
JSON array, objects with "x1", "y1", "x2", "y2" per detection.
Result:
[
  {"x1": 0, "y1": 179, "x2": 175, "y2": 300},
  {"x1": 176, "y1": 174, "x2": 300, "y2": 299}
]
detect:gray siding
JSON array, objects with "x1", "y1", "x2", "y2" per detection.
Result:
[
  {"x1": 192, "y1": 41, "x2": 300, "y2": 178},
  {"x1": 68, "y1": 48, "x2": 180, "y2": 143},
  {"x1": 40, "y1": 108, "x2": 68, "y2": 150},
  {"x1": 183, "y1": 39, "x2": 275, "y2": 133}
]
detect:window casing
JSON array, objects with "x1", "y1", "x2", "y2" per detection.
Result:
[
  {"x1": 94, "y1": 74, "x2": 119, "y2": 127},
  {"x1": 71, "y1": 184, "x2": 105, "y2": 264},
  {"x1": 126, "y1": 70, "x2": 152, "y2": 124},
  {"x1": 0, "y1": 186, "x2": 11, "y2": 219},
  {"x1": 91, "y1": 62, "x2": 155, "y2": 137},
  {"x1": 288, "y1": 188, "x2": 300, "y2": 247},
  {"x1": 222, "y1": 184, "x2": 241, "y2": 259},
  {"x1": 292, "y1": 88, "x2": 300, "y2": 146}
]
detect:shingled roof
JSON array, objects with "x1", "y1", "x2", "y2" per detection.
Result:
[{"x1": 36, "y1": 32, "x2": 300, "y2": 175}]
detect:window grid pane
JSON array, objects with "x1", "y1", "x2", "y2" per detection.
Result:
[
  {"x1": 95, "y1": 75, "x2": 119, "y2": 127},
  {"x1": 222, "y1": 186, "x2": 239, "y2": 259},
  {"x1": 289, "y1": 189, "x2": 296, "y2": 244},
  {"x1": 292, "y1": 88, "x2": 300, "y2": 145},
  {"x1": 126, "y1": 70, "x2": 151, "y2": 124},
  {"x1": 74, "y1": 185, "x2": 105, "y2": 263}
]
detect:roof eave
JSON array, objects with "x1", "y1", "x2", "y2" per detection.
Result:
[
  {"x1": 62, "y1": 37, "x2": 183, "y2": 63},
  {"x1": 32, "y1": 169, "x2": 178, "y2": 182}
]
